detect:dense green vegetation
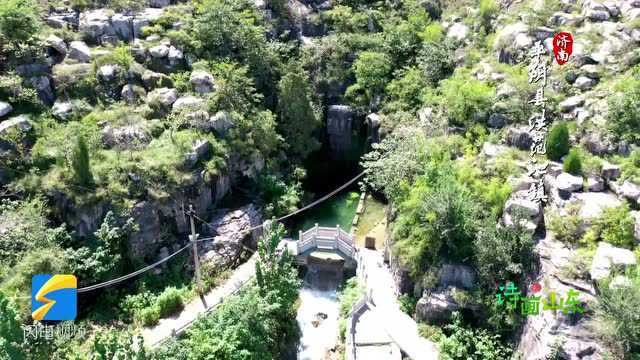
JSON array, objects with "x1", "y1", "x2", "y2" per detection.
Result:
[{"x1": 1, "y1": 0, "x2": 639, "y2": 358}]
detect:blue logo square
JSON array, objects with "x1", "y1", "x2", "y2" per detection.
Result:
[{"x1": 31, "y1": 274, "x2": 77, "y2": 321}]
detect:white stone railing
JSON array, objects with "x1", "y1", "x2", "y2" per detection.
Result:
[{"x1": 297, "y1": 224, "x2": 355, "y2": 259}]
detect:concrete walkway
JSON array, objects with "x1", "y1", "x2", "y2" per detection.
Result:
[
  {"x1": 356, "y1": 248, "x2": 439, "y2": 360},
  {"x1": 141, "y1": 253, "x2": 258, "y2": 348}
]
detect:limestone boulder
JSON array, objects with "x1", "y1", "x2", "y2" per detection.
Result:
[
  {"x1": 148, "y1": 0, "x2": 170, "y2": 8},
  {"x1": 0, "y1": 102, "x2": 13, "y2": 118},
  {"x1": 121, "y1": 84, "x2": 146, "y2": 104},
  {"x1": 590, "y1": 241, "x2": 637, "y2": 281},
  {"x1": 586, "y1": 176, "x2": 605, "y2": 192},
  {"x1": 0, "y1": 115, "x2": 32, "y2": 136},
  {"x1": 632, "y1": 211, "x2": 640, "y2": 244},
  {"x1": 415, "y1": 291, "x2": 459, "y2": 324},
  {"x1": 612, "y1": 180, "x2": 640, "y2": 204},
  {"x1": 79, "y1": 9, "x2": 115, "y2": 44},
  {"x1": 45, "y1": 35, "x2": 67, "y2": 55},
  {"x1": 111, "y1": 13, "x2": 133, "y2": 41},
  {"x1": 494, "y1": 22, "x2": 532, "y2": 64},
  {"x1": 68, "y1": 41, "x2": 92, "y2": 63},
  {"x1": 190, "y1": 70, "x2": 216, "y2": 94},
  {"x1": 133, "y1": 8, "x2": 164, "y2": 39},
  {"x1": 97, "y1": 64, "x2": 121, "y2": 83},
  {"x1": 47, "y1": 10, "x2": 78, "y2": 29},
  {"x1": 446, "y1": 23, "x2": 469, "y2": 42},
  {"x1": 52, "y1": 101, "x2": 74, "y2": 121},
  {"x1": 574, "y1": 76, "x2": 597, "y2": 90},
  {"x1": 101, "y1": 124, "x2": 150, "y2": 149},
  {"x1": 211, "y1": 111, "x2": 235, "y2": 136},
  {"x1": 173, "y1": 96, "x2": 205, "y2": 113},
  {"x1": 559, "y1": 95, "x2": 585, "y2": 113},
  {"x1": 26, "y1": 76, "x2": 55, "y2": 106},
  {"x1": 555, "y1": 172, "x2": 584, "y2": 193},
  {"x1": 149, "y1": 44, "x2": 169, "y2": 58},
  {"x1": 142, "y1": 70, "x2": 173, "y2": 89},
  {"x1": 572, "y1": 192, "x2": 622, "y2": 220},
  {"x1": 167, "y1": 46, "x2": 184, "y2": 68},
  {"x1": 506, "y1": 126, "x2": 533, "y2": 150},
  {"x1": 184, "y1": 140, "x2": 211, "y2": 167},
  {"x1": 601, "y1": 162, "x2": 621, "y2": 182},
  {"x1": 201, "y1": 204, "x2": 263, "y2": 266},
  {"x1": 147, "y1": 87, "x2": 178, "y2": 109}
]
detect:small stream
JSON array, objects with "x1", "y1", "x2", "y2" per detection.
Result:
[{"x1": 296, "y1": 268, "x2": 341, "y2": 360}]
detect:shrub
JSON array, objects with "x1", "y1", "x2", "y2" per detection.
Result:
[
  {"x1": 593, "y1": 268, "x2": 640, "y2": 358},
  {"x1": 0, "y1": 0, "x2": 40, "y2": 44},
  {"x1": 346, "y1": 51, "x2": 392, "y2": 109},
  {"x1": 398, "y1": 294, "x2": 418, "y2": 316},
  {"x1": 547, "y1": 204, "x2": 585, "y2": 244},
  {"x1": 433, "y1": 68, "x2": 495, "y2": 127},
  {"x1": 546, "y1": 122, "x2": 570, "y2": 161},
  {"x1": 560, "y1": 249, "x2": 593, "y2": 281},
  {"x1": 416, "y1": 42, "x2": 455, "y2": 86},
  {"x1": 439, "y1": 312, "x2": 512, "y2": 360},
  {"x1": 584, "y1": 204, "x2": 636, "y2": 249},
  {"x1": 136, "y1": 306, "x2": 160, "y2": 326},
  {"x1": 563, "y1": 148, "x2": 582, "y2": 175},
  {"x1": 479, "y1": 0, "x2": 499, "y2": 32},
  {"x1": 418, "y1": 323, "x2": 444, "y2": 341},
  {"x1": 338, "y1": 277, "x2": 364, "y2": 316},
  {"x1": 156, "y1": 287, "x2": 184, "y2": 317},
  {"x1": 608, "y1": 76, "x2": 640, "y2": 144},
  {"x1": 617, "y1": 149, "x2": 640, "y2": 183}
]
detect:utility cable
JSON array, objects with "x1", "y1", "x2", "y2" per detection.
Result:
[{"x1": 74, "y1": 170, "x2": 367, "y2": 292}]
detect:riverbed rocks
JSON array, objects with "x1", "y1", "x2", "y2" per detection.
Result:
[{"x1": 506, "y1": 126, "x2": 533, "y2": 150}]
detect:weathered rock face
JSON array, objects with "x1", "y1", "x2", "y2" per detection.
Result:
[
  {"x1": 52, "y1": 100, "x2": 74, "y2": 121},
  {"x1": 590, "y1": 241, "x2": 637, "y2": 281},
  {"x1": 0, "y1": 115, "x2": 32, "y2": 136},
  {"x1": 506, "y1": 126, "x2": 533, "y2": 150},
  {"x1": 503, "y1": 191, "x2": 543, "y2": 233},
  {"x1": 327, "y1": 105, "x2": 355, "y2": 160},
  {"x1": 190, "y1": 70, "x2": 216, "y2": 94},
  {"x1": 200, "y1": 204, "x2": 263, "y2": 267},
  {"x1": 494, "y1": 22, "x2": 533, "y2": 64},
  {"x1": 415, "y1": 291, "x2": 460, "y2": 324},
  {"x1": 101, "y1": 124, "x2": 151, "y2": 150},
  {"x1": 611, "y1": 180, "x2": 640, "y2": 205},
  {"x1": 516, "y1": 235, "x2": 603, "y2": 359},
  {"x1": 128, "y1": 201, "x2": 162, "y2": 258},
  {"x1": 27, "y1": 76, "x2": 55, "y2": 106},
  {"x1": 69, "y1": 41, "x2": 92, "y2": 63},
  {"x1": 210, "y1": 111, "x2": 235, "y2": 136},
  {"x1": 365, "y1": 113, "x2": 381, "y2": 145},
  {"x1": 438, "y1": 264, "x2": 475, "y2": 289}
]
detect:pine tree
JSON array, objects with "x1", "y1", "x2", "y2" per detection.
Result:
[{"x1": 71, "y1": 135, "x2": 94, "y2": 187}]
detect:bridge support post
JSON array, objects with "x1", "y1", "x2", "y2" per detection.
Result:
[
  {"x1": 298, "y1": 230, "x2": 302, "y2": 242},
  {"x1": 336, "y1": 225, "x2": 340, "y2": 249}
]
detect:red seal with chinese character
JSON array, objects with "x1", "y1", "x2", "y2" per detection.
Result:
[{"x1": 552, "y1": 32, "x2": 573, "y2": 65}]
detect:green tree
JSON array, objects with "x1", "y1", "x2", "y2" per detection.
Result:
[
  {"x1": 417, "y1": 42, "x2": 454, "y2": 86},
  {"x1": 277, "y1": 62, "x2": 321, "y2": 160},
  {"x1": 71, "y1": 135, "x2": 94, "y2": 187},
  {"x1": 0, "y1": 292, "x2": 24, "y2": 360},
  {"x1": 546, "y1": 122, "x2": 570, "y2": 161},
  {"x1": 0, "y1": 0, "x2": 40, "y2": 44},
  {"x1": 346, "y1": 51, "x2": 392, "y2": 110},
  {"x1": 392, "y1": 168, "x2": 480, "y2": 275},
  {"x1": 608, "y1": 77, "x2": 640, "y2": 144},
  {"x1": 439, "y1": 312, "x2": 512, "y2": 360},
  {"x1": 434, "y1": 69, "x2": 495, "y2": 127},
  {"x1": 563, "y1": 148, "x2": 582, "y2": 175}
]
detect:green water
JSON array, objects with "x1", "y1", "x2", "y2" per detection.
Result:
[{"x1": 291, "y1": 191, "x2": 360, "y2": 236}]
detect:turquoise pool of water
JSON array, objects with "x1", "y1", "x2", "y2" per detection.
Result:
[{"x1": 291, "y1": 191, "x2": 360, "y2": 236}]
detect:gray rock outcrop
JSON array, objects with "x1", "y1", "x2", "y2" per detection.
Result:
[
  {"x1": 327, "y1": 105, "x2": 354, "y2": 160},
  {"x1": 201, "y1": 204, "x2": 263, "y2": 267},
  {"x1": 590, "y1": 241, "x2": 637, "y2": 281}
]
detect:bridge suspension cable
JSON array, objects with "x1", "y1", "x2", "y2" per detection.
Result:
[{"x1": 76, "y1": 170, "x2": 367, "y2": 292}]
